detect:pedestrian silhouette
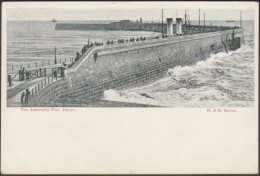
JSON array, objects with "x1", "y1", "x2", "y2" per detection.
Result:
[
  {"x1": 21, "y1": 68, "x2": 25, "y2": 81},
  {"x1": 8, "y1": 75, "x2": 12, "y2": 87},
  {"x1": 18, "y1": 70, "x2": 22, "y2": 81},
  {"x1": 21, "y1": 92, "x2": 25, "y2": 106},
  {"x1": 25, "y1": 71, "x2": 30, "y2": 81},
  {"x1": 53, "y1": 69, "x2": 58, "y2": 80},
  {"x1": 75, "y1": 51, "x2": 81, "y2": 62},
  {"x1": 25, "y1": 89, "x2": 31, "y2": 106},
  {"x1": 60, "y1": 67, "x2": 65, "y2": 79}
]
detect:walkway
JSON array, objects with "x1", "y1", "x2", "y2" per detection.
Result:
[
  {"x1": 7, "y1": 63, "x2": 65, "y2": 107},
  {"x1": 7, "y1": 77, "x2": 49, "y2": 107},
  {"x1": 7, "y1": 78, "x2": 46, "y2": 99}
]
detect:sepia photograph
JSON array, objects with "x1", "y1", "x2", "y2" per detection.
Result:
[{"x1": 1, "y1": 1, "x2": 258, "y2": 174}]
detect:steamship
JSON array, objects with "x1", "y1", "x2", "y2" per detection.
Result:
[{"x1": 52, "y1": 18, "x2": 57, "y2": 23}]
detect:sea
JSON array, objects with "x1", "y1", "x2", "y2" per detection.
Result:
[{"x1": 6, "y1": 20, "x2": 255, "y2": 107}]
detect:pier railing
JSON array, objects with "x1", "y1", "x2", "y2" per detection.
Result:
[
  {"x1": 24, "y1": 69, "x2": 68, "y2": 106},
  {"x1": 7, "y1": 57, "x2": 74, "y2": 74},
  {"x1": 94, "y1": 28, "x2": 239, "y2": 51},
  {"x1": 97, "y1": 29, "x2": 238, "y2": 57}
]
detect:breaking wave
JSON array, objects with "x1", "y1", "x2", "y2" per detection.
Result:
[{"x1": 103, "y1": 36, "x2": 255, "y2": 107}]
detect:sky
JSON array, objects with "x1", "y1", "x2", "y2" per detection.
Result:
[{"x1": 4, "y1": 2, "x2": 256, "y2": 21}]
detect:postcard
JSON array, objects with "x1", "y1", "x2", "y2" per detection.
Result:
[{"x1": 1, "y1": 1, "x2": 258, "y2": 174}]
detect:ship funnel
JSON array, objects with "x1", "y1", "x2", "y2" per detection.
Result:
[
  {"x1": 166, "y1": 18, "x2": 174, "y2": 36},
  {"x1": 176, "y1": 18, "x2": 183, "y2": 35}
]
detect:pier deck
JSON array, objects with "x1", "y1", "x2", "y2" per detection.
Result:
[{"x1": 6, "y1": 64, "x2": 65, "y2": 107}]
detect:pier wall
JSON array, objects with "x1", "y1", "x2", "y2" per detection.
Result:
[
  {"x1": 55, "y1": 23, "x2": 109, "y2": 30},
  {"x1": 55, "y1": 22, "x2": 239, "y2": 33},
  {"x1": 31, "y1": 29, "x2": 244, "y2": 106}
]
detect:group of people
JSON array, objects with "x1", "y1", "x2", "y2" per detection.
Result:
[
  {"x1": 107, "y1": 36, "x2": 148, "y2": 44},
  {"x1": 93, "y1": 41, "x2": 104, "y2": 46},
  {"x1": 127, "y1": 36, "x2": 147, "y2": 42},
  {"x1": 20, "y1": 88, "x2": 31, "y2": 106},
  {"x1": 106, "y1": 40, "x2": 115, "y2": 45},
  {"x1": 117, "y1": 39, "x2": 125, "y2": 43},
  {"x1": 113, "y1": 37, "x2": 147, "y2": 44},
  {"x1": 73, "y1": 36, "x2": 152, "y2": 63},
  {"x1": 52, "y1": 63, "x2": 66, "y2": 80},
  {"x1": 76, "y1": 43, "x2": 97, "y2": 62},
  {"x1": 75, "y1": 51, "x2": 82, "y2": 62},
  {"x1": 135, "y1": 36, "x2": 147, "y2": 41},
  {"x1": 19, "y1": 67, "x2": 31, "y2": 81},
  {"x1": 76, "y1": 41, "x2": 104, "y2": 63},
  {"x1": 81, "y1": 44, "x2": 93, "y2": 56},
  {"x1": 81, "y1": 41, "x2": 105, "y2": 54}
]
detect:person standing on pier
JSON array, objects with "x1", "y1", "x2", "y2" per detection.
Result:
[
  {"x1": 75, "y1": 51, "x2": 81, "y2": 62},
  {"x1": 60, "y1": 66, "x2": 65, "y2": 79},
  {"x1": 25, "y1": 89, "x2": 31, "y2": 106},
  {"x1": 8, "y1": 75, "x2": 12, "y2": 87},
  {"x1": 18, "y1": 69, "x2": 22, "y2": 81},
  {"x1": 21, "y1": 92, "x2": 25, "y2": 106},
  {"x1": 25, "y1": 71, "x2": 30, "y2": 81},
  {"x1": 53, "y1": 69, "x2": 58, "y2": 80},
  {"x1": 21, "y1": 67, "x2": 25, "y2": 81},
  {"x1": 81, "y1": 45, "x2": 87, "y2": 55}
]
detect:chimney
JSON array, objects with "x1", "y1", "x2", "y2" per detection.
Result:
[
  {"x1": 176, "y1": 18, "x2": 183, "y2": 35},
  {"x1": 140, "y1": 18, "x2": 142, "y2": 23},
  {"x1": 166, "y1": 18, "x2": 174, "y2": 36}
]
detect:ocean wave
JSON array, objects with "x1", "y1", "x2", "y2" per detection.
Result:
[
  {"x1": 103, "y1": 89, "x2": 170, "y2": 107},
  {"x1": 103, "y1": 39, "x2": 254, "y2": 107}
]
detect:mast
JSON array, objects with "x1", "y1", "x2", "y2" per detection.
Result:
[
  {"x1": 240, "y1": 10, "x2": 242, "y2": 28},
  {"x1": 152, "y1": 17, "x2": 154, "y2": 30},
  {"x1": 204, "y1": 12, "x2": 205, "y2": 28},
  {"x1": 199, "y1": 9, "x2": 200, "y2": 31},
  {"x1": 185, "y1": 9, "x2": 187, "y2": 33},
  {"x1": 162, "y1": 9, "x2": 164, "y2": 37}
]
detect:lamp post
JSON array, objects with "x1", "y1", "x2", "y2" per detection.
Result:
[{"x1": 54, "y1": 47, "x2": 57, "y2": 64}]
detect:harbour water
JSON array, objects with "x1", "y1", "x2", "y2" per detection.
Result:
[
  {"x1": 6, "y1": 20, "x2": 159, "y2": 71},
  {"x1": 7, "y1": 20, "x2": 254, "y2": 107}
]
